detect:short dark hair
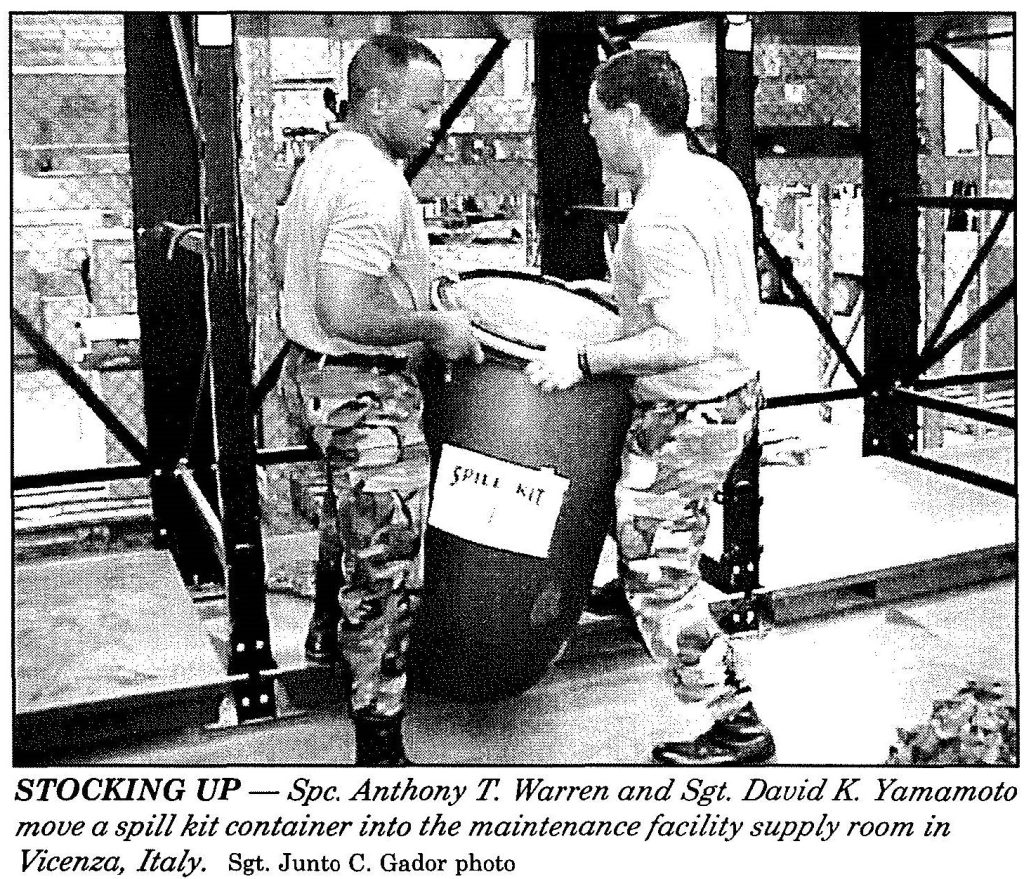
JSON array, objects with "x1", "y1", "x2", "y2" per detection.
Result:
[
  {"x1": 347, "y1": 34, "x2": 442, "y2": 106},
  {"x1": 593, "y1": 49, "x2": 690, "y2": 134}
]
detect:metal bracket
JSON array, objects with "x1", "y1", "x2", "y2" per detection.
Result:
[
  {"x1": 596, "y1": 25, "x2": 624, "y2": 56},
  {"x1": 163, "y1": 222, "x2": 204, "y2": 260},
  {"x1": 231, "y1": 673, "x2": 277, "y2": 723},
  {"x1": 209, "y1": 222, "x2": 237, "y2": 277},
  {"x1": 700, "y1": 543, "x2": 764, "y2": 595},
  {"x1": 228, "y1": 628, "x2": 276, "y2": 678},
  {"x1": 719, "y1": 593, "x2": 774, "y2": 635}
]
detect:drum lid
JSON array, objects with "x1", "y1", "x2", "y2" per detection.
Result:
[{"x1": 432, "y1": 269, "x2": 619, "y2": 360}]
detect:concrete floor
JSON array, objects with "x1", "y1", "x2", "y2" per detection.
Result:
[
  {"x1": 16, "y1": 449, "x2": 1015, "y2": 765},
  {"x1": 60, "y1": 579, "x2": 1015, "y2": 766}
]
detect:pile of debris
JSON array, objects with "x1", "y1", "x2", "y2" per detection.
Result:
[{"x1": 888, "y1": 680, "x2": 1018, "y2": 766}]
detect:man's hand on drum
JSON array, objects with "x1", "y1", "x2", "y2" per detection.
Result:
[
  {"x1": 429, "y1": 310, "x2": 485, "y2": 364},
  {"x1": 525, "y1": 341, "x2": 584, "y2": 393}
]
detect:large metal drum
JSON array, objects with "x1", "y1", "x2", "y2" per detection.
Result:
[{"x1": 409, "y1": 270, "x2": 633, "y2": 701}]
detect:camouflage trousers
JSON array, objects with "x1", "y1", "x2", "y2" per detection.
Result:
[
  {"x1": 283, "y1": 347, "x2": 430, "y2": 719},
  {"x1": 616, "y1": 377, "x2": 761, "y2": 738}
]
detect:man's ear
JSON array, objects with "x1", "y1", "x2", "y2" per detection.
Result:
[
  {"x1": 623, "y1": 102, "x2": 644, "y2": 128},
  {"x1": 367, "y1": 86, "x2": 388, "y2": 116}
]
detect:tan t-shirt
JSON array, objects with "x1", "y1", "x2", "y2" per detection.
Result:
[
  {"x1": 613, "y1": 140, "x2": 759, "y2": 401},
  {"x1": 276, "y1": 131, "x2": 431, "y2": 357}
]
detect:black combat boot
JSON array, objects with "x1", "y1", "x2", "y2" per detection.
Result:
[
  {"x1": 652, "y1": 703, "x2": 775, "y2": 766},
  {"x1": 586, "y1": 578, "x2": 633, "y2": 617},
  {"x1": 353, "y1": 711, "x2": 413, "y2": 767}
]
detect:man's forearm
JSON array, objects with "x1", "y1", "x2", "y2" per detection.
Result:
[
  {"x1": 315, "y1": 263, "x2": 449, "y2": 347},
  {"x1": 313, "y1": 264, "x2": 481, "y2": 362},
  {"x1": 328, "y1": 305, "x2": 450, "y2": 347},
  {"x1": 587, "y1": 326, "x2": 703, "y2": 377}
]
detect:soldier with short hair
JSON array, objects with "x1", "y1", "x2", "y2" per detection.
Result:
[
  {"x1": 276, "y1": 34, "x2": 483, "y2": 766},
  {"x1": 527, "y1": 49, "x2": 774, "y2": 766}
]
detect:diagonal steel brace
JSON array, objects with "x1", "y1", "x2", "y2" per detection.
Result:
[
  {"x1": 924, "y1": 38, "x2": 1014, "y2": 128},
  {"x1": 405, "y1": 27, "x2": 510, "y2": 181},
  {"x1": 914, "y1": 210, "x2": 1009, "y2": 375},
  {"x1": 13, "y1": 308, "x2": 150, "y2": 466},
  {"x1": 252, "y1": 340, "x2": 292, "y2": 409},
  {"x1": 913, "y1": 280, "x2": 1015, "y2": 377},
  {"x1": 758, "y1": 234, "x2": 866, "y2": 388}
]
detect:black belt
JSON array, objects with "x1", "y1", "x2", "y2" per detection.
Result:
[
  {"x1": 638, "y1": 375, "x2": 761, "y2": 408},
  {"x1": 704, "y1": 375, "x2": 760, "y2": 404},
  {"x1": 297, "y1": 345, "x2": 408, "y2": 373}
]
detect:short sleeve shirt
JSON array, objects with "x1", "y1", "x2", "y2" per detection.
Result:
[
  {"x1": 613, "y1": 142, "x2": 759, "y2": 401},
  {"x1": 276, "y1": 131, "x2": 431, "y2": 357}
]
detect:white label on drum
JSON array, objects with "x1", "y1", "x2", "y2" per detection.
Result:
[{"x1": 429, "y1": 444, "x2": 570, "y2": 558}]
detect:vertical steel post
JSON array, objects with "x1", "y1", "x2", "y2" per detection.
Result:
[
  {"x1": 920, "y1": 44, "x2": 947, "y2": 449},
  {"x1": 195, "y1": 16, "x2": 276, "y2": 704},
  {"x1": 716, "y1": 15, "x2": 756, "y2": 197},
  {"x1": 535, "y1": 14, "x2": 608, "y2": 281},
  {"x1": 811, "y1": 184, "x2": 834, "y2": 416},
  {"x1": 124, "y1": 13, "x2": 221, "y2": 587},
  {"x1": 236, "y1": 14, "x2": 297, "y2": 519},
  {"x1": 715, "y1": 15, "x2": 761, "y2": 607},
  {"x1": 974, "y1": 41, "x2": 991, "y2": 431},
  {"x1": 861, "y1": 14, "x2": 920, "y2": 456}
]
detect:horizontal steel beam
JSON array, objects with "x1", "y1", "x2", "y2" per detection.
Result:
[
  {"x1": 897, "y1": 195, "x2": 1014, "y2": 211},
  {"x1": 935, "y1": 30, "x2": 1013, "y2": 46},
  {"x1": 565, "y1": 204, "x2": 630, "y2": 223},
  {"x1": 14, "y1": 464, "x2": 150, "y2": 492},
  {"x1": 912, "y1": 368, "x2": 1015, "y2": 390},
  {"x1": 755, "y1": 156, "x2": 1013, "y2": 189},
  {"x1": 897, "y1": 452, "x2": 1015, "y2": 497},
  {"x1": 256, "y1": 445, "x2": 319, "y2": 466},
  {"x1": 763, "y1": 387, "x2": 866, "y2": 410},
  {"x1": 606, "y1": 13, "x2": 711, "y2": 40},
  {"x1": 892, "y1": 387, "x2": 1015, "y2": 430}
]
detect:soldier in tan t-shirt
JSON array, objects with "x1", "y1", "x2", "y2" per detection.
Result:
[
  {"x1": 527, "y1": 49, "x2": 773, "y2": 766},
  {"x1": 276, "y1": 35, "x2": 483, "y2": 767}
]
